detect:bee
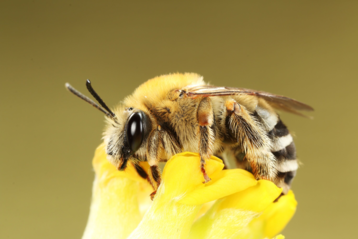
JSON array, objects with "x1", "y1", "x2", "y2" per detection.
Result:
[{"x1": 66, "y1": 73, "x2": 313, "y2": 196}]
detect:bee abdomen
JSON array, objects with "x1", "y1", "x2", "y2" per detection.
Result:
[
  {"x1": 267, "y1": 119, "x2": 289, "y2": 139},
  {"x1": 270, "y1": 123, "x2": 298, "y2": 171},
  {"x1": 284, "y1": 170, "x2": 297, "y2": 186},
  {"x1": 267, "y1": 118, "x2": 298, "y2": 190}
]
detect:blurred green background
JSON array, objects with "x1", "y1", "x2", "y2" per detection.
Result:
[{"x1": 1, "y1": 1, "x2": 357, "y2": 238}]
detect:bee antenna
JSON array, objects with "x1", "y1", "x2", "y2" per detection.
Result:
[
  {"x1": 85, "y1": 80, "x2": 116, "y2": 118},
  {"x1": 65, "y1": 82, "x2": 116, "y2": 120}
]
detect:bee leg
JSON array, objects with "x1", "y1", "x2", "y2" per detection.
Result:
[
  {"x1": 225, "y1": 99, "x2": 276, "y2": 180},
  {"x1": 133, "y1": 163, "x2": 156, "y2": 190},
  {"x1": 147, "y1": 128, "x2": 163, "y2": 199},
  {"x1": 197, "y1": 97, "x2": 215, "y2": 183},
  {"x1": 149, "y1": 165, "x2": 161, "y2": 200},
  {"x1": 149, "y1": 191, "x2": 157, "y2": 201}
]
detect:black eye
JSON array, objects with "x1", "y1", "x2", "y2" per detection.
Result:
[{"x1": 126, "y1": 112, "x2": 144, "y2": 153}]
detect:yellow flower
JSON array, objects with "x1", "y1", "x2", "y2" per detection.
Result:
[{"x1": 83, "y1": 144, "x2": 297, "y2": 239}]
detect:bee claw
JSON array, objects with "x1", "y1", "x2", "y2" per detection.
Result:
[
  {"x1": 201, "y1": 168, "x2": 211, "y2": 183},
  {"x1": 200, "y1": 158, "x2": 211, "y2": 183},
  {"x1": 150, "y1": 190, "x2": 157, "y2": 200},
  {"x1": 203, "y1": 175, "x2": 211, "y2": 184}
]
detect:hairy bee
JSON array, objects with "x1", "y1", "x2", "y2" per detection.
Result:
[{"x1": 66, "y1": 73, "x2": 313, "y2": 195}]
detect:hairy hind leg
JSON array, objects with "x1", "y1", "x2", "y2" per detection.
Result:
[{"x1": 225, "y1": 99, "x2": 276, "y2": 180}]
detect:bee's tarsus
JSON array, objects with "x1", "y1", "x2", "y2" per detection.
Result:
[{"x1": 150, "y1": 190, "x2": 157, "y2": 201}]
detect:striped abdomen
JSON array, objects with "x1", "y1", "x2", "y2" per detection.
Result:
[
  {"x1": 219, "y1": 100, "x2": 298, "y2": 194},
  {"x1": 256, "y1": 106, "x2": 298, "y2": 193}
]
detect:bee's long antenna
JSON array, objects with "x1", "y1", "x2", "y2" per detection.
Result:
[
  {"x1": 65, "y1": 82, "x2": 115, "y2": 119},
  {"x1": 85, "y1": 80, "x2": 116, "y2": 118}
]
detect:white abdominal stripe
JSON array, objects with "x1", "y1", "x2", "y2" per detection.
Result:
[
  {"x1": 277, "y1": 160, "x2": 298, "y2": 172},
  {"x1": 268, "y1": 120, "x2": 298, "y2": 175},
  {"x1": 272, "y1": 134, "x2": 293, "y2": 152}
]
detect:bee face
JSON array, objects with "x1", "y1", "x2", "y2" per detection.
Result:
[{"x1": 105, "y1": 108, "x2": 152, "y2": 170}]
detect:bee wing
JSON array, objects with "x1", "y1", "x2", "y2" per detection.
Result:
[{"x1": 184, "y1": 85, "x2": 314, "y2": 117}]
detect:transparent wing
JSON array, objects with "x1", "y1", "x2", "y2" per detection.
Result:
[{"x1": 184, "y1": 85, "x2": 314, "y2": 116}]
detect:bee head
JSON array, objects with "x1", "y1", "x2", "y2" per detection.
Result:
[
  {"x1": 65, "y1": 80, "x2": 151, "y2": 170},
  {"x1": 104, "y1": 107, "x2": 152, "y2": 170}
]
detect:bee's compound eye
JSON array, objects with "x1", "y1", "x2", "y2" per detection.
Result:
[{"x1": 126, "y1": 112, "x2": 144, "y2": 153}]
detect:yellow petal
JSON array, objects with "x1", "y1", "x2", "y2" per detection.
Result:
[
  {"x1": 189, "y1": 180, "x2": 282, "y2": 239},
  {"x1": 274, "y1": 235, "x2": 285, "y2": 239},
  {"x1": 128, "y1": 152, "x2": 225, "y2": 239},
  {"x1": 83, "y1": 144, "x2": 152, "y2": 239},
  {"x1": 157, "y1": 152, "x2": 225, "y2": 204},
  {"x1": 253, "y1": 190, "x2": 297, "y2": 238},
  {"x1": 92, "y1": 143, "x2": 151, "y2": 186},
  {"x1": 179, "y1": 169, "x2": 257, "y2": 205},
  {"x1": 218, "y1": 180, "x2": 282, "y2": 212}
]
